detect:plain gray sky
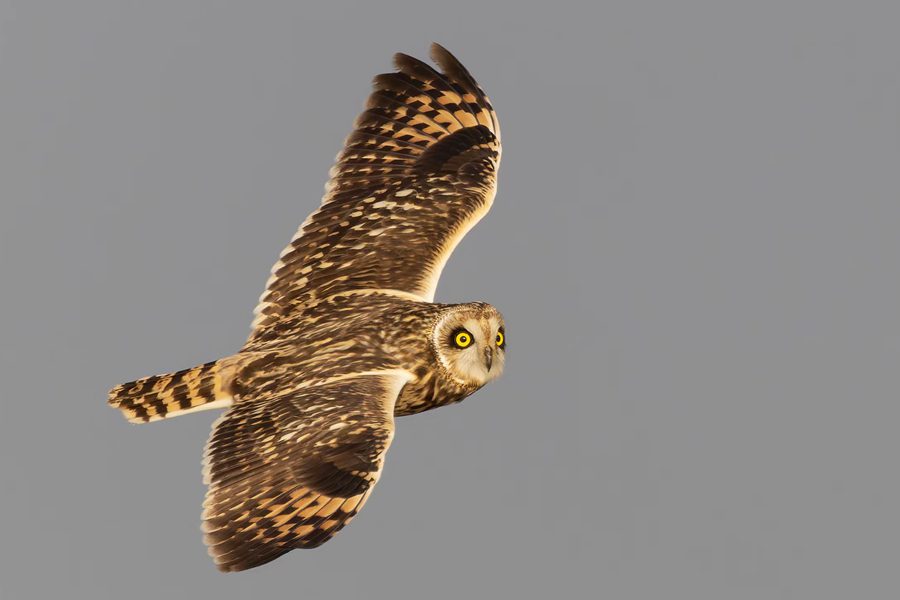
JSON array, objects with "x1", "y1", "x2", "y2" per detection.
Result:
[{"x1": 2, "y1": 1, "x2": 900, "y2": 598}]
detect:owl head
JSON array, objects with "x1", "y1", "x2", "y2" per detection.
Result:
[{"x1": 431, "y1": 302, "x2": 506, "y2": 386}]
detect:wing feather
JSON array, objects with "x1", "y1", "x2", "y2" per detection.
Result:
[
  {"x1": 202, "y1": 372, "x2": 409, "y2": 571},
  {"x1": 251, "y1": 44, "x2": 500, "y2": 338}
]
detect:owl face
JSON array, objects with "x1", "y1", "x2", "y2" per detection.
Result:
[{"x1": 431, "y1": 303, "x2": 506, "y2": 386}]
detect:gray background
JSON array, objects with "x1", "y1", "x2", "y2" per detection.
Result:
[{"x1": 1, "y1": 1, "x2": 899, "y2": 598}]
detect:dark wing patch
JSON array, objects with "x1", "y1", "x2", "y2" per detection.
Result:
[
  {"x1": 202, "y1": 372, "x2": 408, "y2": 572},
  {"x1": 251, "y1": 44, "x2": 501, "y2": 337}
]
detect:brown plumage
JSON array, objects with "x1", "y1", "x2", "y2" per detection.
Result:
[{"x1": 108, "y1": 43, "x2": 505, "y2": 572}]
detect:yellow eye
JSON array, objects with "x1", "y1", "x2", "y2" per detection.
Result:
[
  {"x1": 453, "y1": 330, "x2": 473, "y2": 348},
  {"x1": 495, "y1": 330, "x2": 505, "y2": 347}
]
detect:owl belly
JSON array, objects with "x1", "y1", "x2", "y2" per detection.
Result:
[{"x1": 394, "y1": 370, "x2": 478, "y2": 416}]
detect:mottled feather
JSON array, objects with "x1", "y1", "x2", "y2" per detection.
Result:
[
  {"x1": 251, "y1": 43, "x2": 501, "y2": 336},
  {"x1": 203, "y1": 372, "x2": 408, "y2": 571}
]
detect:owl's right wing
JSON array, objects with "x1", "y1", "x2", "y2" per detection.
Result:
[
  {"x1": 250, "y1": 43, "x2": 500, "y2": 341},
  {"x1": 202, "y1": 370, "x2": 410, "y2": 572}
]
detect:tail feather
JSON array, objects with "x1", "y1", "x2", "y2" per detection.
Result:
[{"x1": 108, "y1": 359, "x2": 235, "y2": 423}]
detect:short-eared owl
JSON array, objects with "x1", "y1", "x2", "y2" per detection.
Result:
[{"x1": 109, "y1": 44, "x2": 504, "y2": 571}]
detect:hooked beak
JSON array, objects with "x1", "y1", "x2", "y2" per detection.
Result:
[{"x1": 484, "y1": 346, "x2": 493, "y2": 372}]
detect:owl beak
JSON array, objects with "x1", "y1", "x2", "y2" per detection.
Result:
[{"x1": 484, "y1": 346, "x2": 493, "y2": 372}]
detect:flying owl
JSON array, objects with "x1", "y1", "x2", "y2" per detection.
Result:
[{"x1": 108, "y1": 44, "x2": 504, "y2": 572}]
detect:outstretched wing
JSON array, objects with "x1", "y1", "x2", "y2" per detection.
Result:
[
  {"x1": 202, "y1": 371, "x2": 410, "y2": 572},
  {"x1": 251, "y1": 43, "x2": 501, "y2": 336}
]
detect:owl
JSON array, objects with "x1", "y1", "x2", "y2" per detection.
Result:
[{"x1": 108, "y1": 44, "x2": 505, "y2": 571}]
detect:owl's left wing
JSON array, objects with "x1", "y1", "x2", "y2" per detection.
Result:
[
  {"x1": 202, "y1": 371, "x2": 410, "y2": 572},
  {"x1": 251, "y1": 43, "x2": 500, "y2": 338}
]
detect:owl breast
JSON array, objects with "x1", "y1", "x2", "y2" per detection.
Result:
[{"x1": 394, "y1": 366, "x2": 479, "y2": 416}]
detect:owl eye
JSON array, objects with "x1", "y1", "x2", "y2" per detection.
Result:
[
  {"x1": 452, "y1": 330, "x2": 473, "y2": 348},
  {"x1": 496, "y1": 330, "x2": 505, "y2": 348}
]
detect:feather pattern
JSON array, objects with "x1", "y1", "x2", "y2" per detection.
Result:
[
  {"x1": 108, "y1": 358, "x2": 239, "y2": 423},
  {"x1": 202, "y1": 372, "x2": 408, "y2": 572},
  {"x1": 251, "y1": 43, "x2": 501, "y2": 335}
]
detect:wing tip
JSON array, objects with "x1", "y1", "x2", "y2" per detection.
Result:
[
  {"x1": 428, "y1": 42, "x2": 501, "y2": 141},
  {"x1": 392, "y1": 51, "x2": 424, "y2": 73},
  {"x1": 393, "y1": 43, "x2": 461, "y2": 76},
  {"x1": 429, "y1": 42, "x2": 460, "y2": 72}
]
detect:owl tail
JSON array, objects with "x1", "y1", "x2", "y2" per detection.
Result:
[{"x1": 108, "y1": 358, "x2": 236, "y2": 424}]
